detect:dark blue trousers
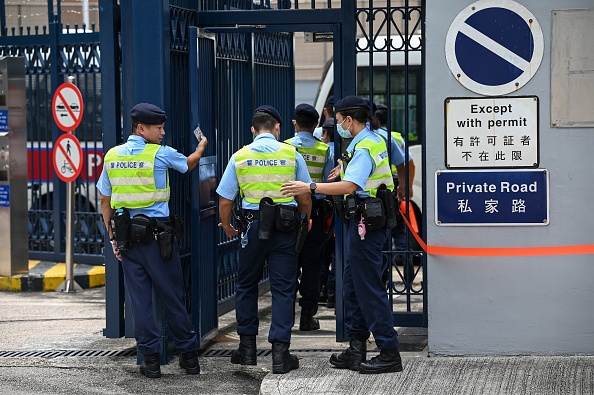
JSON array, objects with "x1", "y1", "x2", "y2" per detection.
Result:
[
  {"x1": 236, "y1": 219, "x2": 298, "y2": 344},
  {"x1": 320, "y1": 234, "x2": 335, "y2": 289},
  {"x1": 297, "y1": 216, "x2": 330, "y2": 310},
  {"x1": 120, "y1": 238, "x2": 197, "y2": 356},
  {"x1": 343, "y1": 219, "x2": 399, "y2": 350}
]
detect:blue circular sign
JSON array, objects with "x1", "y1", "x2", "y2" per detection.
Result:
[{"x1": 445, "y1": 0, "x2": 543, "y2": 96}]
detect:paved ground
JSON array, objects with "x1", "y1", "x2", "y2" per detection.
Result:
[{"x1": 1, "y1": 286, "x2": 593, "y2": 395}]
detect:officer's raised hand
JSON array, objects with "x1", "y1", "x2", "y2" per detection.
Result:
[
  {"x1": 197, "y1": 135, "x2": 208, "y2": 150},
  {"x1": 187, "y1": 135, "x2": 208, "y2": 171}
]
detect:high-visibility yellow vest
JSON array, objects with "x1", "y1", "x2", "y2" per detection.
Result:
[
  {"x1": 285, "y1": 137, "x2": 329, "y2": 183},
  {"x1": 378, "y1": 128, "x2": 405, "y2": 176},
  {"x1": 104, "y1": 143, "x2": 170, "y2": 209},
  {"x1": 391, "y1": 131, "x2": 404, "y2": 148},
  {"x1": 235, "y1": 143, "x2": 296, "y2": 204},
  {"x1": 341, "y1": 137, "x2": 394, "y2": 198},
  {"x1": 390, "y1": 131, "x2": 406, "y2": 176}
]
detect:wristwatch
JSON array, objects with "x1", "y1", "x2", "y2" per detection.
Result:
[{"x1": 309, "y1": 182, "x2": 317, "y2": 194}]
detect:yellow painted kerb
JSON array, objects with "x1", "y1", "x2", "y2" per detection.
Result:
[
  {"x1": 0, "y1": 275, "x2": 22, "y2": 291},
  {"x1": 88, "y1": 265, "x2": 106, "y2": 288},
  {"x1": 42, "y1": 263, "x2": 67, "y2": 291}
]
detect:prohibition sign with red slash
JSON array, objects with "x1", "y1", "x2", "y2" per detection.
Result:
[
  {"x1": 53, "y1": 134, "x2": 83, "y2": 183},
  {"x1": 52, "y1": 82, "x2": 84, "y2": 132}
]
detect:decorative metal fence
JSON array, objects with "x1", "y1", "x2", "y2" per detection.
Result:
[{"x1": 0, "y1": 2, "x2": 104, "y2": 265}]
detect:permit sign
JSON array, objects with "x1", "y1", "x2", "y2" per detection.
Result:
[
  {"x1": 445, "y1": 0, "x2": 544, "y2": 96},
  {"x1": 445, "y1": 96, "x2": 538, "y2": 168},
  {"x1": 435, "y1": 169, "x2": 549, "y2": 226}
]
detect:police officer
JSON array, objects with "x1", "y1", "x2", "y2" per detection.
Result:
[
  {"x1": 285, "y1": 103, "x2": 335, "y2": 331},
  {"x1": 313, "y1": 95, "x2": 334, "y2": 140},
  {"x1": 97, "y1": 103, "x2": 208, "y2": 379},
  {"x1": 318, "y1": 118, "x2": 337, "y2": 308},
  {"x1": 374, "y1": 103, "x2": 417, "y2": 283},
  {"x1": 374, "y1": 103, "x2": 415, "y2": 204},
  {"x1": 216, "y1": 105, "x2": 312, "y2": 374},
  {"x1": 281, "y1": 96, "x2": 406, "y2": 374}
]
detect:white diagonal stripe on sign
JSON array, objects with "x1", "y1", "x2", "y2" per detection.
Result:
[{"x1": 459, "y1": 22, "x2": 531, "y2": 72}]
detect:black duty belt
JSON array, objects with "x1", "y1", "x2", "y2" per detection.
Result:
[{"x1": 242, "y1": 205, "x2": 297, "y2": 216}]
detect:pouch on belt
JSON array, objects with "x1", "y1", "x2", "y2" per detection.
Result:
[
  {"x1": 377, "y1": 184, "x2": 398, "y2": 229},
  {"x1": 275, "y1": 205, "x2": 296, "y2": 232},
  {"x1": 362, "y1": 198, "x2": 386, "y2": 230},
  {"x1": 129, "y1": 214, "x2": 154, "y2": 244},
  {"x1": 258, "y1": 197, "x2": 276, "y2": 240},
  {"x1": 110, "y1": 209, "x2": 131, "y2": 250}
]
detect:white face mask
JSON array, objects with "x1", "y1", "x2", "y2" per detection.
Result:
[{"x1": 336, "y1": 118, "x2": 352, "y2": 138}]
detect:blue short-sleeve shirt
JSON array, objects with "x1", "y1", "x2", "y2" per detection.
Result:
[{"x1": 289, "y1": 131, "x2": 335, "y2": 198}]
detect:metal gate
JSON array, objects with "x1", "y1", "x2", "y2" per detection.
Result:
[
  {"x1": 194, "y1": 0, "x2": 426, "y2": 339},
  {"x1": 354, "y1": 1, "x2": 427, "y2": 328},
  {"x1": 100, "y1": 0, "x2": 425, "y2": 348}
]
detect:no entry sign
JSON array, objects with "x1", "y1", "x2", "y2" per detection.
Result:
[
  {"x1": 53, "y1": 134, "x2": 83, "y2": 182},
  {"x1": 52, "y1": 82, "x2": 84, "y2": 132},
  {"x1": 445, "y1": 0, "x2": 544, "y2": 96}
]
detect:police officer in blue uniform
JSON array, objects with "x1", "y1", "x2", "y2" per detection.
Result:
[
  {"x1": 313, "y1": 95, "x2": 334, "y2": 140},
  {"x1": 374, "y1": 103, "x2": 417, "y2": 284},
  {"x1": 281, "y1": 96, "x2": 407, "y2": 374},
  {"x1": 318, "y1": 118, "x2": 337, "y2": 308},
  {"x1": 286, "y1": 103, "x2": 335, "y2": 331},
  {"x1": 97, "y1": 103, "x2": 208, "y2": 378},
  {"x1": 216, "y1": 105, "x2": 312, "y2": 374}
]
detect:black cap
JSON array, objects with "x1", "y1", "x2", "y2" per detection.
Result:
[
  {"x1": 130, "y1": 103, "x2": 167, "y2": 125},
  {"x1": 294, "y1": 103, "x2": 319, "y2": 120},
  {"x1": 362, "y1": 97, "x2": 377, "y2": 114},
  {"x1": 325, "y1": 95, "x2": 334, "y2": 107},
  {"x1": 254, "y1": 105, "x2": 283, "y2": 125},
  {"x1": 376, "y1": 103, "x2": 388, "y2": 111},
  {"x1": 322, "y1": 118, "x2": 334, "y2": 128},
  {"x1": 334, "y1": 95, "x2": 368, "y2": 113}
]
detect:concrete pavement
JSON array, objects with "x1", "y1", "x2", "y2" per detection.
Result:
[{"x1": 0, "y1": 285, "x2": 593, "y2": 394}]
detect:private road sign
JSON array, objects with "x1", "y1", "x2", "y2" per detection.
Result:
[
  {"x1": 445, "y1": 0, "x2": 544, "y2": 96},
  {"x1": 435, "y1": 169, "x2": 549, "y2": 226}
]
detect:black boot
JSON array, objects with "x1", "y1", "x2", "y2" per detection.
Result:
[
  {"x1": 231, "y1": 335, "x2": 257, "y2": 365},
  {"x1": 329, "y1": 336, "x2": 366, "y2": 371},
  {"x1": 358, "y1": 347, "x2": 403, "y2": 374},
  {"x1": 271, "y1": 342, "x2": 299, "y2": 374},
  {"x1": 140, "y1": 353, "x2": 161, "y2": 378},
  {"x1": 326, "y1": 287, "x2": 336, "y2": 309},
  {"x1": 299, "y1": 307, "x2": 320, "y2": 331},
  {"x1": 179, "y1": 350, "x2": 200, "y2": 374}
]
